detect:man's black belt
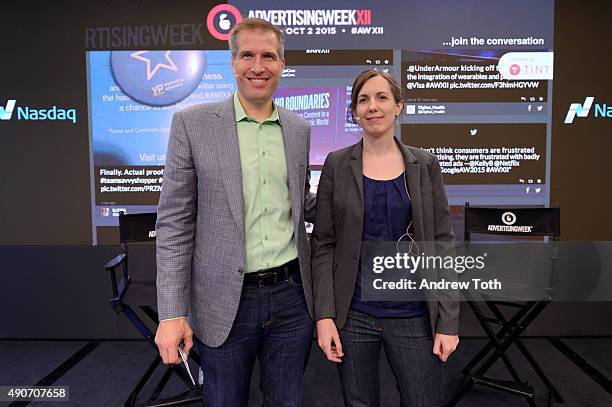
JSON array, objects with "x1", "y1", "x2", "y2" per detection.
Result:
[{"x1": 243, "y1": 258, "x2": 299, "y2": 287}]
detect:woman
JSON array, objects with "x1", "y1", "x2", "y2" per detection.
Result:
[{"x1": 311, "y1": 69, "x2": 459, "y2": 406}]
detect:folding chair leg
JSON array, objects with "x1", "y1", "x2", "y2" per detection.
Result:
[
  {"x1": 466, "y1": 300, "x2": 525, "y2": 384},
  {"x1": 121, "y1": 305, "x2": 156, "y2": 345},
  {"x1": 149, "y1": 366, "x2": 174, "y2": 401},
  {"x1": 474, "y1": 301, "x2": 546, "y2": 375},
  {"x1": 447, "y1": 374, "x2": 537, "y2": 407},
  {"x1": 126, "y1": 356, "x2": 161, "y2": 407},
  {"x1": 514, "y1": 338, "x2": 564, "y2": 403},
  {"x1": 140, "y1": 305, "x2": 159, "y2": 323},
  {"x1": 446, "y1": 300, "x2": 509, "y2": 406},
  {"x1": 461, "y1": 300, "x2": 532, "y2": 375},
  {"x1": 478, "y1": 305, "x2": 526, "y2": 383},
  {"x1": 449, "y1": 301, "x2": 547, "y2": 406},
  {"x1": 487, "y1": 302, "x2": 564, "y2": 403},
  {"x1": 472, "y1": 302, "x2": 547, "y2": 395}
]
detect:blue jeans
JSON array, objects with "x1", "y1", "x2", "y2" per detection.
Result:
[
  {"x1": 196, "y1": 272, "x2": 314, "y2": 407},
  {"x1": 338, "y1": 310, "x2": 442, "y2": 407}
]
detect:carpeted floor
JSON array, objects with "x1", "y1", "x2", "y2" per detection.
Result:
[{"x1": 0, "y1": 337, "x2": 610, "y2": 406}]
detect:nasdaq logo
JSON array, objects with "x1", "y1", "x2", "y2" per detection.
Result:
[
  {"x1": 565, "y1": 97, "x2": 611, "y2": 124},
  {"x1": 0, "y1": 100, "x2": 77, "y2": 124},
  {"x1": 565, "y1": 97, "x2": 594, "y2": 124},
  {"x1": 0, "y1": 100, "x2": 16, "y2": 120}
]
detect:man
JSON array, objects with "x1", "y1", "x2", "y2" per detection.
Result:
[{"x1": 155, "y1": 18, "x2": 315, "y2": 406}]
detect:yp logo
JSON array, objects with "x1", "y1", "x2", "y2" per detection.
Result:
[{"x1": 0, "y1": 100, "x2": 16, "y2": 120}]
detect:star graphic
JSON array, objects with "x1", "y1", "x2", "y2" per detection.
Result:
[{"x1": 130, "y1": 51, "x2": 178, "y2": 81}]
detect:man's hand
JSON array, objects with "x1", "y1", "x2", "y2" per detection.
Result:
[
  {"x1": 317, "y1": 318, "x2": 344, "y2": 363},
  {"x1": 155, "y1": 318, "x2": 194, "y2": 364},
  {"x1": 433, "y1": 333, "x2": 459, "y2": 362}
]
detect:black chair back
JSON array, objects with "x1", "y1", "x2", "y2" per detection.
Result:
[
  {"x1": 465, "y1": 205, "x2": 560, "y2": 240},
  {"x1": 119, "y1": 212, "x2": 157, "y2": 243},
  {"x1": 117, "y1": 212, "x2": 157, "y2": 303}
]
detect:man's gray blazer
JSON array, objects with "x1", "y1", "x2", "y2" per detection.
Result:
[
  {"x1": 156, "y1": 97, "x2": 315, "y2": 347},
  {"x1": 310, "y1": 140, "x2": 459, "y2": 337}
]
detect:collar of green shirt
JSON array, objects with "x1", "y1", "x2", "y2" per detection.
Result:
[{"x1": 233, "y1": 92, "x2": 281, "y2": 124}]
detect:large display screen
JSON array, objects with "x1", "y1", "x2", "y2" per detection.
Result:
[{"x1": 87, "y1": 0, "x2": 555, "y2": 243}]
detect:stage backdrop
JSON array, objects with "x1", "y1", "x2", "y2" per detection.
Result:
[{"x1": 0, "y1": 0, "x2": 610, "y2": 338}]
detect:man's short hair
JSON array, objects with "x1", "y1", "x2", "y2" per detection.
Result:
[{"x1": 229, "y1": 18, "x2": 285, "y2": 60}]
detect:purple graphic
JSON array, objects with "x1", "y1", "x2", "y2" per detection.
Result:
[{"x1": 274, "y1": 86, "x2": 362, "y2": 165}]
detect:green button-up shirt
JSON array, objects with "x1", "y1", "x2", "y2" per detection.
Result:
[{"x1": 234, "y1": 93, "x2": 297, "y2": 273}]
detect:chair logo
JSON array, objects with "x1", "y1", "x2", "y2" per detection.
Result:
[
  {"x1": 487, "y1": 212, "x2": 532, "y2": 233},
  {"x1": 0, "y1": 100, "x2": 17, "y2": 120},
  {"x1": 501, "y1": 212, "x2": 517, "y2": 226}
]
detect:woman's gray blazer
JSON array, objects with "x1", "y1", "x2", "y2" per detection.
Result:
[{"x1": 310, "y1": 139, "x2": 459, "y2": 336}]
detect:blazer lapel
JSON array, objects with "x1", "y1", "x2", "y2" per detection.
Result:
[
  {"x1": 278, "y1": 109, "x2": 300, "y2": 224},
  {"x1": 399, "y1": 143, "x2": 425, "y2": 241},
  {"x1": 350, "y1": 141, "x2": 364, "y2": 210},
  {"x1": 214, "y1": 99, "x2": 245, "y2": 241}
]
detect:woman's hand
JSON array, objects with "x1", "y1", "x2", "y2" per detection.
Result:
[
  {"x1": 317, "y1": 318, "x2": 344, "y2": 363},
  {"x1": 433, "y1": 333, "x2": 459, "y2": 362}
]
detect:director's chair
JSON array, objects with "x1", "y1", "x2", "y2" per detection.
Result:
[
  {"x1": 446, "y1": 204, "x2": 562, "y2": 407},
  {"x1": 105, "y1": 212, "x2": 201, "y2": 407}
]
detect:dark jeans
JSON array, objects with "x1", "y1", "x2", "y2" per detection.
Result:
[
  {"x1": 196, "y1": 272, "x2": 314, "y2": 407},
  {"x1": 338, "y1": 309, "x2": 442, "y2": 407}
]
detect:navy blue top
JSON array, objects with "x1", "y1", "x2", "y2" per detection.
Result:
[{"x1": 350, "y1": 173, "x2": 427, "y2": 318}]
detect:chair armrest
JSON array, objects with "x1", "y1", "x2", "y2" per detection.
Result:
[
  {"x1": 105, "y1": 253, "x2": 126, "y2": 271},
  {"x1": 106, "y1": 253, "x2": 127, "y2": 300}
]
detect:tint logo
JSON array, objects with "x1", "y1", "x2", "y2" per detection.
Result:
[
  {"x1": 565, "y1": 97, "x2": 611, "y2": 124},
  {"x1": 0, "y1": 100, "x2": 77, "y2": 124}
]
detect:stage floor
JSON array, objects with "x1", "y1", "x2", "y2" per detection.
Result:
[{"x1": 0, "y1": 337, "x2": 610, "y2": 406}]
